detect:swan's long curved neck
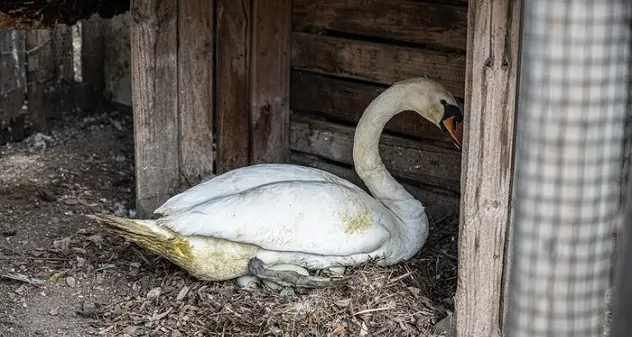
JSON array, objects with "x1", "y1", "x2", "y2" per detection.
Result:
[{"x1": 352, "y1": 85, "x2": 432, "y2": 225}]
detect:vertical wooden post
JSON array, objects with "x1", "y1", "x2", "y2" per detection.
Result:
[
  {"x1": 79, "y1": 14, "x2": 105, "y2": 112},
  {"x1": 131, "y1": 0, "x2": 180, "y2": 217},
  {"x1": 249, "y1": 0, "x2": 291, "y2": 164},
  {"x1": 51, "y1": 24, "x2": 74, "y2": 119},
  {"x1": 456, "y1": 0, "x2": 521, "y2": 336},
  {"x1": 178, "y1": 0, "x2": 214, "y2": 186},
  {"x1": 25, "y1": 29, "x2": 54, "y2": 132},
  {"x1": 0, "y1": 29, "x2": 26, "y2": 143},
  {"x1": 216, "y1": 0, "x2": 251, "y2": 173}
]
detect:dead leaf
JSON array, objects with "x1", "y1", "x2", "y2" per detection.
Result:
[
  {"x1": 335, "y1": 298, "x2": 352, "y2": 307},
  {"x1": 53, "y1": 237, "x2": 71, "y2": 251},
  {"x1": 86, "y1": 234, "x2": 103, "y2": 247},
  {"x1": 49, "y1": 271, "x2": 68, "y2": 282},
  {"x1": 151, "y1": 307, "x2": 173, "y2": 321},
  {"x1": 72, "y1": 247, "x2": 87, "y2": 254},
  {"x1": 332, "y1": 325, "x2": 345, "y2": 335},
  {"x1": 147, "y1": 287, "x2": 161, "y2": 300},
  {"x1": 360, "y1": 321, "x2": 369, "y2": 336},
  {"x1": 176, "y1": 286, "x2": 189, "y2": 301},
  {"x1": 64, "y1": 199, "x2": 78, "y2": 205}
]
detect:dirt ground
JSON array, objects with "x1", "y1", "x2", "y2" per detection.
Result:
[{"x1": 0, "y1": 109, "x2": 459, "y2": 336}]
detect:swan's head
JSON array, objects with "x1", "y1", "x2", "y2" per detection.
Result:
[{"x1": 401, "y1": 78, "x2": 464, "y2": 150}]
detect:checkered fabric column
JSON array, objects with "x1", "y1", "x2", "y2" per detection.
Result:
[{"x1": 505, "y1": 0, "x2": 632, "y2": 336}]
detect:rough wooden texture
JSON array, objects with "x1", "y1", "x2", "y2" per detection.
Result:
[
  {"x1": 0, "y1": 0, "x2": 130, "y2": 29},
  {"x1": 216, "y1": 0, "x2": 251, "y2": 173},
  {"x1": 78, "y1": 14, "x2": 105, "y2": 111},
  {"x1": 291, "y1": 32, "x2": 466, "y2": 98},
  {"x1": 455, "y1": 0, "x2": 521, "y2": 336},
  {"x1": 290, "y1": 152, "x2": 460, "y2": 222},
  {"x1": 177, "y1": 0, "x2": 214, "y2": 186},
  {"x1": 51, "y1": 24, "x2": 75, "y2": 119},
  {"x1": 290, "y1": 71, "x2": 460, "y2": 146},
  {"x1": 0, "y1": 29, "x2": 26, "y2": 144},
  {"x1": 25, "y1": 29, "x2": 55, "y2": 132},
  {"x1": 290, "y1": 114, "x2": 461, "y2": 193},
  {"x1": 293, "y1": 0, "x2": 468, "y2": 50},
  {"x1": 250, "y1": 0, "x2": 292, "y2": 164},
  {"x1": 131, "y1": 0, "x2": 179, "y2": 217}
]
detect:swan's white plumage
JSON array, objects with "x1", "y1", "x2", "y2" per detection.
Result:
[
  {"x1": 91, "y1": 77, "x2": 462, "y2": 284},
  {"x1": 155, "y1": 164, "x2": 365, "y2": 216},
  {"x1": 158, "y1": 179, "x2": 395, "y2": 256}
]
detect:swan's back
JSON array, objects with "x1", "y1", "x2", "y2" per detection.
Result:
[
  {"x1": 158, "y1": 180, "x2": 394, "y2": 256},
  {"x1": 155, "y1": 163, "x2": 366, "y2": 215}
]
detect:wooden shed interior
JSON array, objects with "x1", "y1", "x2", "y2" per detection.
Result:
[
  {"x1": 129, "y1": 0, "x2": 475, "y2": 333},
  {"x1": 131, "y1": 0, "x2": 467, "y2": 221},
  {"x1": 128, "y1": 0, "x2": 517, "y2": 335},
  {"x1": 0, "y1": 0, "x2": 519, "y2": 335}
]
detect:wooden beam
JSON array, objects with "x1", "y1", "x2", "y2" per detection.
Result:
[
  {"x1": 177, "y1": 0, "x2": 214, "y2": 186},
  {"x1": 25, "y1": 29, "x2": 54, "y2": 132},
  {"x1": 293, "y1": 0, "x2": 468, "y2": 50},
  {"x1": 290, "y1": 71, "x2": 456, "y2": 145},
  {"x1": 455, "y1": 0, "x2": 521, "y2": 336},
  {"x1": 290, "y1": 114, "x2": 462, "y2": 193},
  {"x1": 51, "y1": 24, "x2": 74, "y2": 119},
  {"x1": 0, "y1": 29, "x2": 26, "y2": 144},
  {"x1": 291, "y1": 32, "x2": 466, "y2": 98},
  {"x1": 216, "y1": 0, "x2": 251, "y2": 173},
  {"x1": 78, "y1": 14, "x2": 105, "y2": 112},
  {"x1": 131, "y1": 0, "x2": 180, "y2": 217},
  {"x1": 250, "y1": 0, "x2": 292, "y2": 164},
  {"x1": 290, "y1": 152, "x2": 460, "y2": 222}
]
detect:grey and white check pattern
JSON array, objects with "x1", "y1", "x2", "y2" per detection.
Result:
[{"x1": 505, "y1": 0, "x2": 632, "y2": 336}]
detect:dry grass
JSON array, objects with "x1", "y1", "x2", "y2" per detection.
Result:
[{"x1": 6, "y1": 228, "x2": 457, "y2": 337}]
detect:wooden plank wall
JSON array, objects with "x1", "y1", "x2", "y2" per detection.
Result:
[
  {"x1": 0, "y1": 29, "x2": 27, "y2": 144},
  {"x1": 289, "y1": 0, "x2": 468, "y2": 220},
  {"x1": 0, "y1": 20, "x2": 105, "y2": 145},
  {"x1": 132, "y1": 0, "x2": 292, "y2": 215}
]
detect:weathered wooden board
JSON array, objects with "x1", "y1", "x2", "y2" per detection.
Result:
[
  {"x1": 290, "y1": 71, "x2": 460, "y2": 145},
  {"x1": 455, "y1": 0, "x2": 521, "y2": 336},
  {"x1": 293, "y1": 0, "x2": 468, "y2": 50},
  {"x1": 51, "y1": 24, "x2": 74, "y2": 119},
  {"x1": 216, "y1": 0, "x2": 251, "y2": 173},
  {"x1": 291, "y1": 32, "x2": 466, "y2": 97},
  {"x1": 290, "y1": 152, "x2": 460, "y2": 222},
  {"x1": 250, "y1": 0, "x2": 292, "y2": 164},
  {"x1": 25, "y1": 29, "x2": 55, "y2": 132},
  {"x1": 131, "y1": 0, "x2": 180, "y2": 217},
  {"x1": 0, "y1": 29, "x2": 26, "y2": 144},
  {"x1": 78, "y1": 14, "x2": 105, "y2": 111},
  {"x1": 290, "y1": 114, "x2": 462, "y2": 192},
  {"x1": 177, "y1": 0, "x2": 214, "y2": 186}
]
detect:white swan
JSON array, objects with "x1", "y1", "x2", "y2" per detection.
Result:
[{"x1": 89, "y1": 77, "x2": 463, "y2": 288}]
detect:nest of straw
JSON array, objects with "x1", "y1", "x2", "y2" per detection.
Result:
[{"x1": 87, "y1": 215, "x2": 458, "y2": 337}]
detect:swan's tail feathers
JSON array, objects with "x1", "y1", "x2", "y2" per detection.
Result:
[{"x1": 87, "y1": 214, "x2": 194, "y2": 269}]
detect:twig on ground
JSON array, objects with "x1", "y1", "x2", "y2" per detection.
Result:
[{"x1": 0, "y1": 272, "x2": 46, "y2": 286}]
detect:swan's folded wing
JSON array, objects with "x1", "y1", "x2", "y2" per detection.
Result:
[
  {"x1": 156, "y1": 180, "x2": 391, "y2": 257},
  {"x1": 155, "y1": 163, "x2": 365, "y2": 216}
]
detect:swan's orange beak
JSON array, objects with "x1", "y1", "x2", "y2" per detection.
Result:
[{"x1": 441, "y1": 115, "x2": 463, "y2": 150}]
